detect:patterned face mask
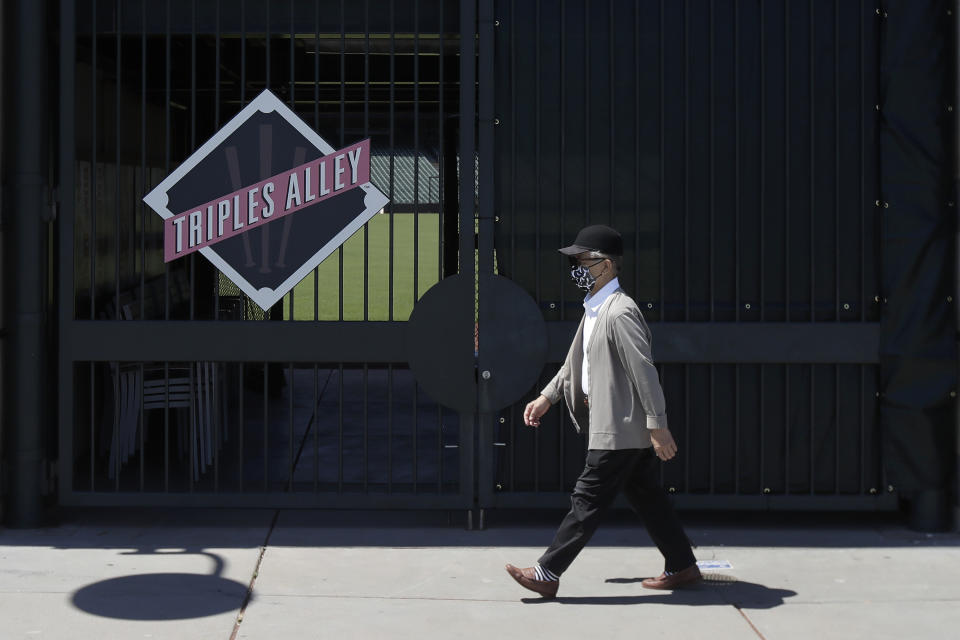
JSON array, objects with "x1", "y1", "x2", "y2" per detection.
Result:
[{"x1": 570, "y1": 259, "x2": 604, "y2": 292}]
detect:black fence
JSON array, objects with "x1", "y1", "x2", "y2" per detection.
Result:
[
  {"x1": 56, "y1": 0, "x2": 900, "y2": 513},
  {"x1": 58, "y1": 0, "x2": 475, "y2": 509},
  {"x1": 485, "y1": 0, "x2": 893, "y2": 510}
]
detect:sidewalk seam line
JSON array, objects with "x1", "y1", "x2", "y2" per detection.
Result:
[
  {"x1": 228, "y1": 509, "x2": 280, "y2": 640},
  {"x1": 734, "y1": 605, "x2": 766, "y2": 640}
]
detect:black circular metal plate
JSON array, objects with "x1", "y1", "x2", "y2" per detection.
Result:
[
  {"x1": 477, "y1": 274, "x2": 548, "y2": 412},
  {"x1": 405, "y1": 274, "x2": 477, "y2": 412}
]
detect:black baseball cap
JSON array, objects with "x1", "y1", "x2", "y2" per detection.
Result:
[{"x1": 558, "y1": 224, "x2": 623, "y2": 257}]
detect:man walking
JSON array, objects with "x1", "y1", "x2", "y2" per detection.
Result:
[{"x1": 505, "y1": 224, "x2": 700, "y2": 598}]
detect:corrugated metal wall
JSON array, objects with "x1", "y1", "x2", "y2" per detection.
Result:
[{"x1": 490, "y1": 0, "x2": 891, "y2": 507}]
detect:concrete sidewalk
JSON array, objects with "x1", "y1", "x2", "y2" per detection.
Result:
[{"x1": 1, "y1": 510, "x2": 958, "y2": 640}]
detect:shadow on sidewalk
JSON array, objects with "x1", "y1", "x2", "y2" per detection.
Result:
[
  {"x1": 522, "y1": 578, "x2": 796, "y2": 609},
  {"x1": 70, "y1": 550, "x2": 249, "y2": 620}
]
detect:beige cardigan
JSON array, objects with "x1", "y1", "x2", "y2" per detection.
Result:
[{"x1": 540, "y1": 289, "x2": 668, "y2": 450}]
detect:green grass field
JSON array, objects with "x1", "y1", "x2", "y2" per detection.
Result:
[{"x1": 281, "y1": 213, "x2": 442, "y2": 321}]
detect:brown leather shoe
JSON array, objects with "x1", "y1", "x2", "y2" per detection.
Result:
[
  {"x1": 505, "y1": 564, "x2": 559, "y2": 598},
  {"x1": 641, "y1": 564, "x2": 702, "y2": 590}
]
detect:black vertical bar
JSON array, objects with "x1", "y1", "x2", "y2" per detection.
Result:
[
  {"x1": 313, "y1": 0, "x2": 320, "y2": 321},
  {"x1": 683, "y1": 364, "x2": 689, "y2": 491},
  {"x1": 263, "y1": 362, "x2": 269, "y2": 491},
  {"x1": 413, "y1": 0, "x2": 421, "y2": 305},
  {"x1": 238, "y1": 362, "x2": 244, "y2": 491},
  {"x1": 241, "y1": 0, "x2": 246, "y2": 103},
  {"x1": 363, "y1": 0, "x2": 370, "y2": 321},
  {"x1": 164, "y1": 361, "x2": 170, "y2": 491},
  {"x1": 139, "y1": 363, "x2": 145, "y2": 491},
  {"x1": 289, "y1": 0, "x2": 295, "y2": 107},
  {"x1": 709, "y1": 0, "x2": 715, "y2": 322},
  {"x1": 459, "y1": 0, "x2": 476, "y2": 277},
  {"x1": 835, "y1": 0, "x2": 840, "y2": 321},
  {"x1": 164, "y1": 0, "x2": 171, "y2": 320},
  {"x1": 785, "y1": 365, "x2": 790, "y2": 494},
  {"x1": 437, "y1": 403, "x2": 443, "y2": 493},
  {"x1": 190, "y1": 0, "x2": 197, "y2": 320},
  {"x1": 438, "y1": 0, "x2": 445, "y2": 284},
  {"x1": 413, "y1": 383, "x2": 419, "y2": 493},
  {"x1": 214, "y1": 0, "x2": 221, "y2": 319},
  {"x1": 90, "y1": 0, "x2": 97, "y2": 321},
  {"x1": 141, "y1": 0, "x2": 147, "y2": 322},
  {"x1": 683, "y1": 1, "x2": 689, "y2": 321},
  {"x1": 857, "y1": 0, "x2": 868, "y2": 322},
  {"x1": 510, "y1": 0, "x2": 516, "y2": 282},
  {"x1": 810, "y1": 1, "x2": 815, "y2": 322},
  {"x1": 363, "y1": 364, "x2": 369, "y2": 492},
  {"x1": 810, "y1": 365, "x2": 815, "y2": 494},
  {"x1": 189, "y1": 364, "x2": 196, "y2": 491},
  {"x1": 709, "y1": 364, "x2": 715, "y2": 493},
  {"x1": 859, "y1": 0, "x2": 865, "y2": 322},
  {"x1": 857, "y1": 362, "x2": 866, "y2": 495},
  {"x1": 560, "y1": 0, "x2": 566, "y2": 319},
  {"x1": 59, "y1": 0, "x2": 78, "y2": 508},
  {"x1": 214, "y1": 362, "x2": 219, "y2": 492},
  {"x1": 288, "y1": 0, "x2": 295, "y2": 321},
  {"x1": 584, "y1": 0, "x2": 590, "y2": 225},
  {"x1": 785, "y1": 5, "x2": 790, "y2": 321},
  {"x1": 633, "y1": 0, "x2": 640, "y2": 306},
  {"x1": 266, "y1": 0, "x2": 271, "y2": 87},
  {"x1": 339, "y1": 0, "x2": 345, "y2": 321},
  {"x1": 658, "y1": 0, "x2": 664, "y2": 318},
  {"x1": 338, "y1": 363, "x2": 343, "y2": 492},
  {"x1": 313, "y1": 364, "x2": 319, "y2": 491},
  {"x1": 90, "y1": 363, "x2": 95, "y2": 490},
  {"x1": 759, "y1": 363, "x2": 765, "y2": 493},
  {"x1": 389, "y1": 1, "x2": 395, "y2": 320},
  {"x1": 608, "y1": 0, "x2": 614, "y2": 229},
  {"x1": 760, "y1": 0, "x2": 765, "y2": 321},
  {"x1": 835, "y1": 363, "x2": 841, "y2": 494},
  {"x1": 289, "y1": 362, "x2": 294, "y2": 491},
  {"x1": 535, "y1": 0, "x2": 541, "y2": 304},
  {"x1": 510, "y1": 397, "x2": 516, "y2": 491},
  {"x1": 734, "y1": 0, "x2": 740, "y2": 321},
  {"x1": 388, "y1": 364, "x2": 394, "y2": 493},
  {"x1": 734, "y1": 364, "x2": 740, "y2": 494},
  {"x1": 115, "y1": 0, "x2": 122, "y2": 322}
]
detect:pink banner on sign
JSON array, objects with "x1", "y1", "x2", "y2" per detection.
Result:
[{"x1": 164, "y1": 139, "x2": 371, "y2": 262}]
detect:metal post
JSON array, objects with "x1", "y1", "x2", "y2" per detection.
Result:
[
  {"x1": 460, "y1": 0, "x2": 479, "y2": 523},
  {"x1": 476, "y1": 0, "x2": 495, "y2": 517},
  {"x1": 2, "y1": 0, "x2": 49, "y2": 527},
  {"x1": 954, "y1": 0, "x2": 960, "y2": 533}
]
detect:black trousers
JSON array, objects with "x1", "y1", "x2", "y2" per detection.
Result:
[{"x1": 538, "y1": 448, "x2": 696, "y2": 576}]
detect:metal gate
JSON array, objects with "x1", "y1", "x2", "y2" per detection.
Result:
[
  {"x1": 57, "y1": 0, "x2": 474, "y2": 508},
  {"x1": 57, "y1": 0, "x2": 897, "y2": 513}
]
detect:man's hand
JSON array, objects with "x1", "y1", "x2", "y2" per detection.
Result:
[
  {"x1": 649, "y1": 428, "x2": 678, "y2": 461},
  {"x1": 523, "y1": 395, "x2": 552, "y2": 427}
]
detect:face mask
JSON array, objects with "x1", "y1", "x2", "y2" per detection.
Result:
[{"x1": 570, "y1": 259, "x2": 604, "y2": 292}]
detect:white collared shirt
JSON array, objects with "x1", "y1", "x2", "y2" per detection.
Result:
[{"x1": 582, "y1": 277, "x2": 620, "y2": 396}]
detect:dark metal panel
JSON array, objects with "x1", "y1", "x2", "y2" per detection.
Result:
[
  {"x1": 59, "y1": 492, "x2": 471, "y2": 509},
  {"x1": 545, "y1": 322, "x2": 880, "y2": 363},
  {"x1": 67, "y1": 321, "x2": 409, "y2": 361},
  {"x1": 485, "y1": 491, "x2": 898, "y2": 512}
]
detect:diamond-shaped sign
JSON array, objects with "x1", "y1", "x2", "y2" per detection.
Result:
[{"x1": 143, "y1": 89, "x2": 389, "y2": 311}]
